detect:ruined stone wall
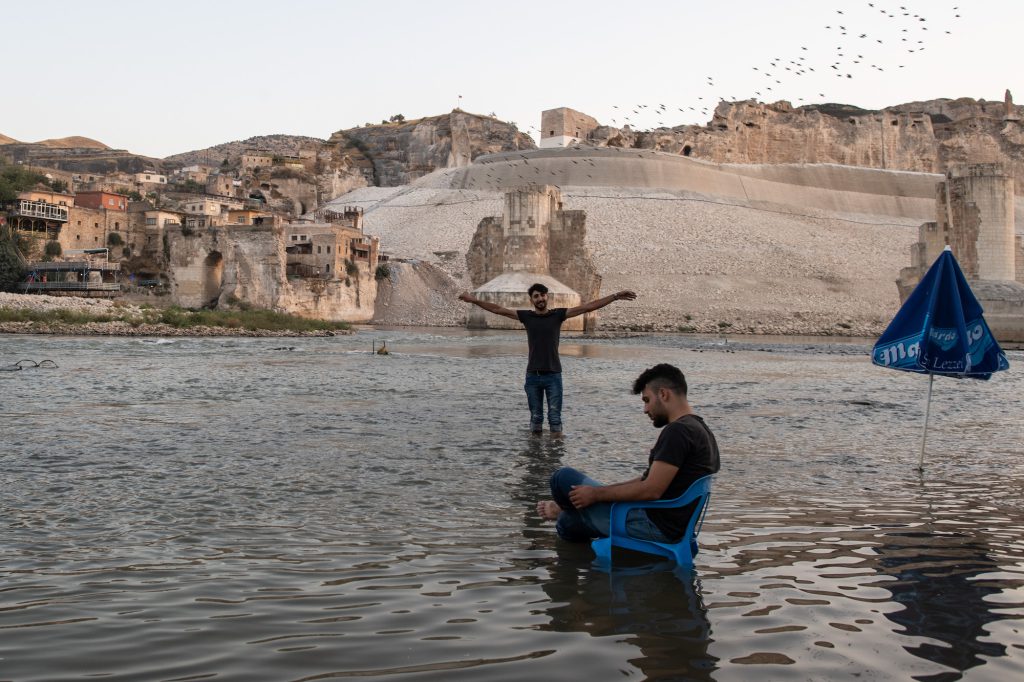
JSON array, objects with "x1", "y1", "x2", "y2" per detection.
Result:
[
  {"x1": 549, "y1": 209, "x2": 601, "y2": 330},
  {"x1": 941, "y1": 164, "x2": 1015, "y2": 281},
  {"x1": 1017, "y1": 236, "x2": 1024, "y2": 284},
  {"x1": 466, "y1": 216, "x2": 503, "y2": 287}
]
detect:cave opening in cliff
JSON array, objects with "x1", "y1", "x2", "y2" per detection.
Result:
[
  {"x1": 682, "y1": 145, "x2": 692, "y2": 157},
  {"x1": 203, "y1": 251, "x2": 224, "y2": 307}
]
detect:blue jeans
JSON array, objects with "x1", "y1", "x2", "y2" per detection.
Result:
[
  {"x1": 549, "y1": 467, "x2": 671, "y2": 543},
  {"x1": 525, "y1": 372, "x2": 562, "y2": 432}
]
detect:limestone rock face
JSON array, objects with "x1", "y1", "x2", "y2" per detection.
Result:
[
  {"x1": 372, "y1": 260, "x2": 464, "y2": 327},
  {"x1": 163, "y1": 225, "x2": 375, "y2": 322},
  {"x1": 2, "y1": 141, "x2": 159, "y2": 174},
  {"x1": 327, "y1": 111, "x2": 535, "y2": 187},
  {"x1": 581, "y1": 97, "x2": 1024, "y2": 188}
]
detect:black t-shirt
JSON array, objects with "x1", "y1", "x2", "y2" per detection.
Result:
[
  {"x1": 516, "y1": 308, "x2": 568, "y2": 372},
  {"x1": 642, "y1": 414, "x2": 720, "y2": 541}
]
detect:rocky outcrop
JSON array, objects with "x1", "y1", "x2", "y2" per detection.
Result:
[
  {"x1": 372, "y1": 260, "x2": 464, "y2": 326},
  {"x1": 583, "y1": 96, "x2": 1024, "y2": 189},
  {"x1": 327, "y1": 111, "x2": 535, "y2": 187},
  {"x1": 163, "y1": 224, "x2": 376, "y2": 322},
  {"x1": 163, "y1": 134, "x2": 326, "y2": 168},
  {"x1": 0, "y1": 142, "x2": 160, "y2": 174}
]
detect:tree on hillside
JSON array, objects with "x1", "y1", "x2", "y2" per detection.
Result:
[
  {"x1": 389, "y1": 114, "x2": 405, "y2": 123},
  {"x1": 0, "y1": 227, "x2": 25, "y2": 291},
  {"x1": 0, "y1": 162, "x2": 47, "y2": 202}
]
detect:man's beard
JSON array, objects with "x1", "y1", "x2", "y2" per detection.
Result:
[{"x1": 650, "y1": 413, "x2": 668, "y2": 428}]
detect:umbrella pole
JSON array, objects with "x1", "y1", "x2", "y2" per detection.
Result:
[{"x1": 917, "y1": 373, "x2": 935, "y2": 471}]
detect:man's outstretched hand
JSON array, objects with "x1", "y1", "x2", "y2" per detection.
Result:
[{"x1": 614, "y1": 290, "x2": 637, "y2": 301}]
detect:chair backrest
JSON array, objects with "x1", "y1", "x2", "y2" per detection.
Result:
[{"x1": 682, "y1": 475, "x2": 713, "y2": 544}]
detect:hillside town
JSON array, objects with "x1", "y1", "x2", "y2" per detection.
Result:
[
  {"x1": 0, "y1": 147, "x2": 388, "y2": 321},
  {"x1": 2, "y1": 98, "x2": 1023, "y2": 339}
]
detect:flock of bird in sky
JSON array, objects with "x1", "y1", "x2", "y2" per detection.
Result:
[
  {"x1": 523, "y1": 1, "x2": 964, "y2": 138},
  {"x1": 350, "y1": 2, "x2": 968, "y2": 209}
]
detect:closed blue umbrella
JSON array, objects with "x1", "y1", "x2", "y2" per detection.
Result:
[{"x1": 872, "y1": 246, "x2": 1010, "y2": 469}]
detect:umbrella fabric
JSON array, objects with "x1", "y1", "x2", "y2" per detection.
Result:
[{"x1": 872, "y1": 248, "x2": 1009, "y2": 380}]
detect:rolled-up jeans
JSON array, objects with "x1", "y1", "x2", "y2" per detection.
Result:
[
  {"x1": 548, "y1": 466, "x2": 671, "y2": 543},
  {"x1": 524, "y1": 371, "x2": 562, "y2": 432}
]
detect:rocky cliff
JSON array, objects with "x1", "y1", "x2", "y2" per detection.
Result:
[
  {"x1": 326, "y1": 111, "x2": 535, "y2": 187},
  {"x1": 163, "y1": 134, "x2": 326, "y2": 168},
  {"x1": 587, "y1": 96, "x2": 1024, "y2": 189},
  {"x1": 0, "y1": 141, "x2": 160, "y2": 174}
]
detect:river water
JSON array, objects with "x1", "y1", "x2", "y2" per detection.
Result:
[{"x1": 1, "y1": 329, "x2": 1022, "y2": 681}]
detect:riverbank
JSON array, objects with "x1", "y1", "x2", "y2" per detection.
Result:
[
  {"x1": 0, "y1": 292, "x2": 351, "y2": 337},
  {"x1": 1, "y1": 290, "x2": 880, "y2": 338}
]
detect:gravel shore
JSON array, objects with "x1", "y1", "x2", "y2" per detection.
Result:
[
  {"x1": 330, "y1": 181, "x2": 918, "y2": 336},
  {"x1": 0, "y1": 293, "x2": 344, "y2": 337}
]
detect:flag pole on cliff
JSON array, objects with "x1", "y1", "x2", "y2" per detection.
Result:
[{"x1": 871, "y1": 246, "x2": 1009, "y2": 470}]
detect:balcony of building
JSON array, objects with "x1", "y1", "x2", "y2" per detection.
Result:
[
  {"x1": 17, "y1": 248, "x2": 121, "y2": 297},
  {"x1": 9, "y1": 199, "x2": 69, "y2": 222}
]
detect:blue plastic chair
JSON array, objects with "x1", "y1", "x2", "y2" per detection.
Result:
[{"x1": 592, "y1": 475, "x2": 713, "y2": 566}]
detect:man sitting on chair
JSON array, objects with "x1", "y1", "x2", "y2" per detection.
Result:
[{"x1": 537, "y1": 363, "x2": 720, "y2": 544}]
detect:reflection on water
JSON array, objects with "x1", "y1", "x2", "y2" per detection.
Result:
[{"x1": 1, "y1": 329, "x2": 1022, "y2": 681}]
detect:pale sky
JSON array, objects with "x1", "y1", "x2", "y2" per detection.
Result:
[{"x1": 4, "y1": 0, "x2": 1020, "y2": 159}]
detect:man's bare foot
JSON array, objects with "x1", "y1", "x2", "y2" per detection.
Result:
[{"x1": 536, "y1": 500, "x2": 561, "y2": 520}]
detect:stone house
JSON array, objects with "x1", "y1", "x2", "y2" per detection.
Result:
[
  {"x1": 284, "y1": 207, "x2": 378, "y2": 280},
  {"x1": 205, "y1": 173, "x2": 237, "y2": 197},
  {"x1": 134, "y1": 171, "x2": 167, "y2": 186},
  {"x1": 241, "y1": 151, "x2": 273, "y2": 171}
]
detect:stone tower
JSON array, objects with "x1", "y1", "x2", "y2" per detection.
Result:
[
  {"x1": 899, "y1": 163, "x2": 1024, "y2": 341},
  {"x1": 501, "y1": 187, "x2": 554, "y2": 273},
  {"x1": 465, "y1": 185, "x2": 601, "y2": 331},
  {"x1": 939, "y1": 164, "x2": 1015, "y2": 281}
]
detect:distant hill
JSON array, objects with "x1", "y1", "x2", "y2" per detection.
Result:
[
  {"x1": 164, "y1": 134, "x2": 326, "y2": 168},
  {"x1": 33, "y1": 136, "x2": 109, "y2": 149},
  {"x1": 0, "y1": 133, "x2": 18, "y2": 145}
]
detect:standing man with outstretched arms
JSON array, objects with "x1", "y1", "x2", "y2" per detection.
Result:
[{"x1": 458, "y1": 283, "x2": 637, "y2": 435}]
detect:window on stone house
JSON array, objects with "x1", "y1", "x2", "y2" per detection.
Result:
[
  {"x1": 326, "y1": 264, "x2": 330, "y2": 273},
  {"x1": 317, "y1": 245, "x2": 322, "y2": 254},
  {"x1": 327, "y1": 246, "x2": 331, "y2": 254}
]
